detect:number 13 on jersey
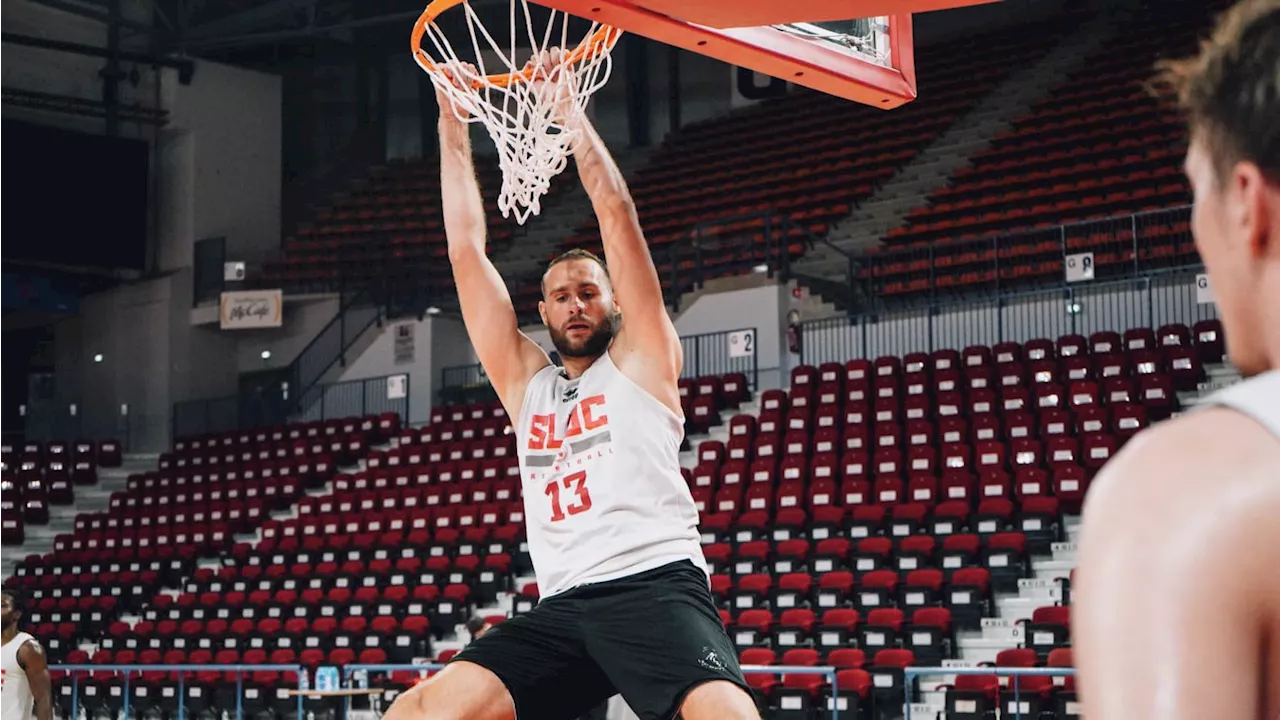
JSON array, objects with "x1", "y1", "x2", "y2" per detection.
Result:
[{"x1": 545, "y1": 471, "x2": 592, "y2": 522}]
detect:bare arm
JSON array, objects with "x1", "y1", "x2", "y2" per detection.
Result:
[
  {"x1": 1073, "y1": 409, "x2": 1280, "y2": 720},
  {"x1": 564, "y1": 112, "x2": 682, "y2": 397},
  {"x1": 438, "y1": 76, "x2": 549, "y2": 419},
  {"x1": 17, "y1": 639, "x2": 53, "y2": 720}
]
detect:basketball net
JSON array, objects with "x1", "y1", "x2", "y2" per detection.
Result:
[{"x1": 412, "y1": 0, "x2": 622, "y2": 224}]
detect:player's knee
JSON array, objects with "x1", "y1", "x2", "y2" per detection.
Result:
[
  {"x1": 382, "y1": 681, "x2": 447, "y2": 720},
  {"x1": 679, "y1": 680, "x2": 761, "y2": 720},
  {"x1": 382, "y1": 663, "x2": 514, "y2": 720}
]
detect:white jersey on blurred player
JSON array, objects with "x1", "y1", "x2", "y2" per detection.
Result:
[
  {"x1": 517, "y1": 349, "x2": 706, "y2": 598},
  {"x1": 1, "y1": 632, "x2": 36, "y2": 720}
]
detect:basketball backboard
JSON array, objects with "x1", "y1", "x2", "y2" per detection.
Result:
[{"x1": 530, "y1": 0, "x2": 998, "y2": 108}]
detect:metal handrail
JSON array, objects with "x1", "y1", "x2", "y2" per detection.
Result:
[
  {"x1": 50, "y1": 664, "x2": 308, "y2": 720},
  {"x1": 343, "y1": 663, "x2": 842, "y2": 719},
  {"x1": 903, "y1": 665, "x2": 1077, "y2": 720}
]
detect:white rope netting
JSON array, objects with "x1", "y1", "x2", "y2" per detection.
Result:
[{"x1": 414, "y1": 0, "x2": 620, "y2": 225}]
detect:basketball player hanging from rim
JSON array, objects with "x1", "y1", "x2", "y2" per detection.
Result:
[
  {"x1": 381, "y1": 49, "x2": 761, "y2": 720},
  {"x1": 1072, "y1": 1, "x2": 1280, "y2": 718},
  {"x1": 1, "y1": 590, "x2": 53, "y2": 720}
]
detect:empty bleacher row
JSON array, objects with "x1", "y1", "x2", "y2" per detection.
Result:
[
  {"x1": 257, "y1": 157, "x2": 517, "y2": 294},
  {"x1": 505, "y1": 15, "x2": 1098, "y2": 312},
  {"x1": 865, "y1": 0, "x2": 1226, "y2": 296},
  {"x1": 675, "y1": 321, "x2": 1221, "y2": 716},
  {"x1": 3, "y1": 416, "x2": 405, "y2": 666},
  {"x1": 256, "y1": 10, "x2": 1103, "y2": 308},
  {"x1": 7, "y1": 318, "x2": 1227, "y2": 720},
  {"x1": 1, "y1": 438, "x2": 121, "y2": 544}
]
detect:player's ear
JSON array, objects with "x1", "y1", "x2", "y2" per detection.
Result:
[
  {"x1": 538, "y1": 300, "x2": 549, "y2": 326},
  {"x1": 1234, "y1": 161, "x2": 1273, "y2": 260}
]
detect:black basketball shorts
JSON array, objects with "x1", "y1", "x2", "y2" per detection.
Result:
[{"x1": 449, "y1": 559, "x2": 751, "y2": 720}]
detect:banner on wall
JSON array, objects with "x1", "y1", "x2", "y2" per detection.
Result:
[
  {"x1": 387, "y1": 374, "x2": 408, "y2": 400},
  {"x1": 219, "y1": 290, "x2": 283, "y2": 329},
  {"x1": 393, "y1": 322, "x2": 416, "y2": 364}
]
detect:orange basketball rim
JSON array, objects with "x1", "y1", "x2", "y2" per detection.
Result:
[{"x1": 411, "y1": 0, "x2": 623, "y2": 89}]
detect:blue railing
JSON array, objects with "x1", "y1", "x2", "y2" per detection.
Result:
[
  {"x1": 51, "y1": 664, "x2": 307, "y2": 720},
  {"x1": 903, "y1": 666, "x2": 1077, "y2": 720},
  {"x1": 344, "y1": 663, "x2": 841, "y2": 719},
  {"x1": 47, "y1": 662, "x2": 1079, "y2": 720}
]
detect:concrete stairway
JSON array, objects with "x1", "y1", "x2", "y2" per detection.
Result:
[
  {"x1": 905, "y1": 360, "x2": 1241, "y2": 718},
  {"x1": 793, "y1": 7, "x2": 1130, "y2": 283},
  {"x1": 1177, "y1": 361, "x2": 1241, "y2": 411},
  {"x1": 2, "y1": 454, "x2": 157, "y2": 581}
]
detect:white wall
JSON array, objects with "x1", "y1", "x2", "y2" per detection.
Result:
[
  {"x1": 333, "y1": 315, "x2": 480, "y2": 424},
  {"x1": 336, "y1": 319, "x2": 430, "y2": 423},
  {"x1": 167, "y1": 271, "x2": 240, "y2": 409},
  {"x1": 429, "y1": 316, "x2": 481, "y2": 374},
  {"x1": 670, "y1": 284, "x2": 789, "y2": 389},
  {"x1": 50, "y1": 58, "x2": 283, "y2": 448},
  {"x1": 54, "y1": 275, "x2": 177, "y2": 452},
  {"x1": 232, "y1": 297, "x2": 343, "y2": 373},
  {"x1": 157, "y1": 60, "x2": 282, "y2": 271}
]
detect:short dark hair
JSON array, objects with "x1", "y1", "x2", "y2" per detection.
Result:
[
  {"x1": 541, "y1": 248, "x2": 610, "y2": 296},
  {"x1": 1155, "y1": 0, "x2": 1280, "y2": 184},
  {"x1": 2, "y1": 588, "x2": 24, "y2": 614},
  {"x1": 465, "y1": 615, "x2": 487, "y2": 635}
]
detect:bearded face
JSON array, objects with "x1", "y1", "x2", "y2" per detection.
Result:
[
  {"x1": 1, "y1": 594, "x2": 17, "y2": 631},
  {"x1": 549, "y1": 307, "x2": 621, "y2": 358},
  {"x1": 540, "y1": 258, "x2": 620, "y2": 361}
]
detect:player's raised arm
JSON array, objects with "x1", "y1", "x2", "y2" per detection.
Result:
[
  {"x1": 561, "y1": 96, "x2": 682, "y2": 385},
  {"x1": 437, "y1": 65, "x2": 551, "y2": 417},
  {"x1": 17, "y1": 638, "x2": 53, "y2": 720}
]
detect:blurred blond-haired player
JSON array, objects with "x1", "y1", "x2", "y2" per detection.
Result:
[{"x1": 1073, "y1": 1, "x2": 1280, "y2": 718}]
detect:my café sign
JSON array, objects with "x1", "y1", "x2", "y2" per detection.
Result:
[{"x1": 220, "y1": 290, "x2": 284, "y2": 329}]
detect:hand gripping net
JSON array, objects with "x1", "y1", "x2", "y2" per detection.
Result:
[{"x1": 412, "y1": 0, "x2": 622, "y2": 224}]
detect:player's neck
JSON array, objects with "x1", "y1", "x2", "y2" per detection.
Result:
[
  {"x1": 560, "y1": 353, "x2": 601, "y2": 380},
  {"x1": 1, "y1": 625, "x2": 17, "y2": 644}
]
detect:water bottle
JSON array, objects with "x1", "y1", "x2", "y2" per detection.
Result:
[{"x1": 315, "y1": 666, "x2": 339, "y2": 693}]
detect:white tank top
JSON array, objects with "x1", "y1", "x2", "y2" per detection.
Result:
[
  {"x1": 1, "y1": 632, "x2": 35, "y2": 720},
  {"x1": 1202, "y1": 370, "x2": 1280, "y2": 437},
  {"x1": 515, "y1": 349, "x2": 707, "y2": 598}
]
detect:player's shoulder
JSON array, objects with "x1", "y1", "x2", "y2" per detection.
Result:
[
  {"x1": 1079, "y1": 407, "x2": 1280, "y2": 621},
  {"x1": 15, "y1": 635, "x2": 45, "y2": 665},
  {"x1": 1083, "y1": 406, "x2": 1280, "y2": 537}
]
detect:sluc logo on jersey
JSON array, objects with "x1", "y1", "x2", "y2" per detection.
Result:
[{"x1": 528, "y1": 395, "x2": 607, "y2": 450}]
